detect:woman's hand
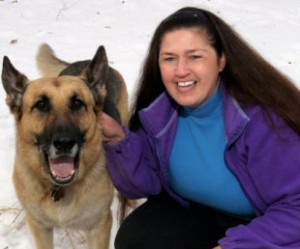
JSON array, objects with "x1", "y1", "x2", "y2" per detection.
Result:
[{"x1": 100, "y1": 112, "x2": 126, "y2": 145}]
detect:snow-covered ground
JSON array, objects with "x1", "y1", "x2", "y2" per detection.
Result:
[{"x1": 0, "y1": 0, "x2": 299, "y2": 248}]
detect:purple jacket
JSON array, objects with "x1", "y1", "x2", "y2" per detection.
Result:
[{"x1": 105, "y1": 88, "x2": 300, "y2": 248}]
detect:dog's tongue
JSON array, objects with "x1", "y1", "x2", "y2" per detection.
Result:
[{"x1": 49, "y1": 156, "x2": 75, "y2": 178}]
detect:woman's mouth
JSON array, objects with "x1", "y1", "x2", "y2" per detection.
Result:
[{"x1": 177, "y1": 80, "x2": 196, "y2": 88}]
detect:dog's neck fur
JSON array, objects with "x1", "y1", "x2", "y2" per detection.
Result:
[{"x1": 51, "y1": 185, "x2": 65, "y2": 202}]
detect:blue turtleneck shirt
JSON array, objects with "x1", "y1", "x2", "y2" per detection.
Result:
[{"x1": 169, "y1": 87, "x2": 254, "y2": 217}]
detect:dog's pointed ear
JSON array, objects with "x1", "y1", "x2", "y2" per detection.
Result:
[
  {"x1": 83, "y1": 46, "x2": 110, "y2": 109},
  {"x1": 88, "y1": 45, "x2": 110, "y2": 82},
  {"x1": 1, "y1": 56, "x2": 28, "y2": 114}
]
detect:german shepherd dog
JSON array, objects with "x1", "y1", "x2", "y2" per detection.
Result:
[{"x1": 1, "y1": 44, "x2": 128, "y2": 249}]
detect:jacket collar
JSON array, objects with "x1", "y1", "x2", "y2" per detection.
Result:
[
  {"x1": 139, "y1": 87, "x2": 250, "y2": 143},
  {"x1": 139, "y1": 92, "x2": 178, "y2": 138},
  {"x1": 223, "y1": 88, "x2": 250, "y2": 145}
]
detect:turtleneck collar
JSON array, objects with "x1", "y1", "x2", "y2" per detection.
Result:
[{"x1": 181, "y1": 86, "x2": 222, "y2": 118}]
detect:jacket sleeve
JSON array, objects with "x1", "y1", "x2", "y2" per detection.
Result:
[
  {"x1": 104, "y1": 127, "x2": 163, "y2": 199},
  {"x1": 220, "y1": 112, "x2": 300, "y2": 248}
]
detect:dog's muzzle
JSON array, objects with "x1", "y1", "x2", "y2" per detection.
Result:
[
  {"x1": 37, "y1": 126, "x2": 85, "y2": 186},
  {"x1": 48, "y1": 136, "x2": 79, "y2": 185}
]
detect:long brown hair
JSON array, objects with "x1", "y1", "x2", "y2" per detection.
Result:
[{"x1": 130, "y1": 7, "x2": 300, "y2": 134}]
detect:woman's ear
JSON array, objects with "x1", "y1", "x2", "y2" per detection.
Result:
[{"x1": 219, "y1": 53, "x2": 226, "y2": 72}]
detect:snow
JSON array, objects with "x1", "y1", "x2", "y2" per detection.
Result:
[{"x1": 0, "y1": 0, "x2": 299, "y2": 248}]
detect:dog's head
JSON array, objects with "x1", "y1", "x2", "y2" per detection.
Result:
[{"x1": 1, "y1": 46, "x2": 110, "y2": 187}]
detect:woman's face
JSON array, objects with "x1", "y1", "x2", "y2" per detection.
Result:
[{"x1": 159, "y1": 28, "x2": 226, "y2": 108}]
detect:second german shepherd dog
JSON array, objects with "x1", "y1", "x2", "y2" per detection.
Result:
[{"x1": 1, "y1": 44, "x2": 128, "y2": 249}]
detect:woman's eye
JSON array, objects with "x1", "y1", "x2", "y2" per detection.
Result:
[
  {"x1": 190, "y1": 55, "x2": 202, "y2": 60},
  {"x1": 164, "y1": 56, "x2": 175, "y2": 62}
]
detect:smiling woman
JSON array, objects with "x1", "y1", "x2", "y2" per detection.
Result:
[
  {"x1": 158, "y1": 27, "x2": 226, "y2": 108},
  {"x1": 101, "y1": 6, "x2": 300, "y2": 249}
]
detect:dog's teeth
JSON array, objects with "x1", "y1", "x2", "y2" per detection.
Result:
[{"x1": 52, "y1": 169, "x2": 75, "y2": 183}]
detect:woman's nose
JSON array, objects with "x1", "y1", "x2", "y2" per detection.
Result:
[{"x1": 175, "y1": 59, "x2": 190, "y2": 77}]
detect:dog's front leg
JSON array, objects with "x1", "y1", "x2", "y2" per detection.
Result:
[
  {"x1": 27, "y1": 214, "x2": 54, "y2": 249},
  {"x1": 86, "y1": 212, "x2": 112, "y2": 249}
]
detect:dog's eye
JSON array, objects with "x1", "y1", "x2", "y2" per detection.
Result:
[
  {"x1": 33, "y1": 97, "x2": 50, "y2": 112},
  {"x1": 70, "y1": 97, "x2": 85, "y2": 111}
]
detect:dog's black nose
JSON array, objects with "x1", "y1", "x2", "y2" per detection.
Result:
[{"x1": 53, "y1": 136, "x2": 76, "y2": 154}]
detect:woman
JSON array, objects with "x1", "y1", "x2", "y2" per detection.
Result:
[{"x1": 101, "y1": 7, "x2": 300, "y2": 249}]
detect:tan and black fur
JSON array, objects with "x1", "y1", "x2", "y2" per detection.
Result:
[
  {"x1": 36, "y1": 43, "x2": 128, "y2": 125},
  {"x1": 1, "y1": 44, "x2": 128, "y2": 249}
]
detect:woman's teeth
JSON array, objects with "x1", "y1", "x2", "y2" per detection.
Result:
[{"x1": 177, "y1": 81, "x2": 195, "y2": 87}]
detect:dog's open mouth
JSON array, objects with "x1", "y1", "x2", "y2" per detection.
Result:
[{"x1": 48, "y1": 155, "x2": 78, "y2": 185}]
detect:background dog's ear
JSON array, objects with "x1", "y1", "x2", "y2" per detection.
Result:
[
  {"x1": 1, "y1": 56, "x2": 28, "y2": 115},
  {"x1": 83, "y1": 46, "x2": 110, "y2": 109}
]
